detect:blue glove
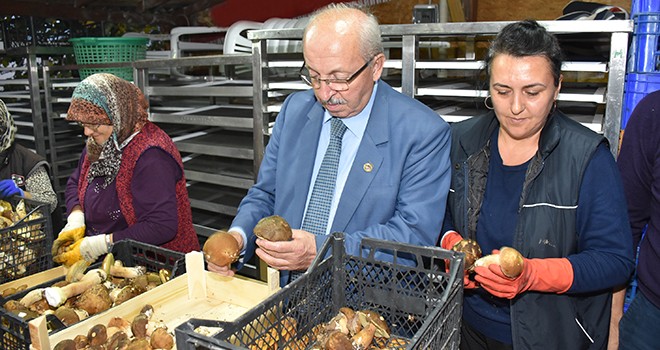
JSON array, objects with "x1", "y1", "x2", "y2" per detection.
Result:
[{"x1": 0, "y1": 179, "x2": 23, "y2": 198}]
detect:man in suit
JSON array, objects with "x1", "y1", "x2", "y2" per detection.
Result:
[{"x1": 209, "y1": 4, "x2": 451, "y2": 286}]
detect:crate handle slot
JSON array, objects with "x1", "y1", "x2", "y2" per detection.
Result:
[{"x1": 306, "y1": 232, "x2": 345, "y2": 273}]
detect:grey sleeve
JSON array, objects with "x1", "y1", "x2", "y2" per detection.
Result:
[{"x1": 24, "y1": 166, "x2": 58, "y2": 212}]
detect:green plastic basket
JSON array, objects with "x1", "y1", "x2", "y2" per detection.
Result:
[{"x1": 69, "y1": 37, "x2": 149, "y2": 81}]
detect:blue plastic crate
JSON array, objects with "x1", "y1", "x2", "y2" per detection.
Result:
[
  {"x1": 622, "y1": 73, "x2": 660, "y2": 128},
  {"x1": 629, "y1": 14, "x2": 660, "y2": 73},
  {"x1": 632, "y1": 0, "x2": 660, "y2": 16}
]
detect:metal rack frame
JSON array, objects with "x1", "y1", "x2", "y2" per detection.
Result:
[{"x1": 249, "y1": 20, "x2": 633, "y2": 157}]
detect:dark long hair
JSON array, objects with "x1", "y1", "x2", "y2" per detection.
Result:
[{"x1": 485, "y1": 20, "x2": 564, "y2": 87}]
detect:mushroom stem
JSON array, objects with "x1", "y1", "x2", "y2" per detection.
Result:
[
  {"x1": 44, "y1": 269, "x2": 107, "y2": 307},
  {"x1": 19, "y1": 288, "x2": 44, "y2": 307},
  {"x1": 110, "y1": 263, "x2": 146, "y2": 279}
]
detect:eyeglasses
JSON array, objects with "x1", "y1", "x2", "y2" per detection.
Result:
[
  {"x1": 300, "y1": 58, "x2": 374, "y2": 91},
  {"x1": 76, "y1": 122, "x2": 110, "y2": 131}
]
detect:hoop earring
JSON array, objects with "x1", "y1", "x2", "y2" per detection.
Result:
[{"x1": 484, "y1": 95, "x2": 494, "y2": 110}]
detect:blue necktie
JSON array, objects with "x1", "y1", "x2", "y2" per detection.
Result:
[{"x1": 301, "y1": 117, "x2": 348, "y2": 236}]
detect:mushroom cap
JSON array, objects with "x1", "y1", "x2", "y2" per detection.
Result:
[
  {"x1": 53, "y1": 339, "x2": 77, "y2": 350},
  {"x1": 131, "y1": 313, "x2": 150, "y2": 339},
  {"x1": 253, "y1": 215, "x2": 293, "y2": 241},
  {"x1": 357, "y1": 310, "x2": 390, "y2": 339},
  {"x1": 451, "y1": 239, "x2": 482, "y2": 270},
  {"x1": 203, "y1": 231, "x2": 240, "y2": 266},
  {"x1": 499, "y1": 246, "x2": 524, "y2": 278},
  {"x1": 87, "y1": 324, "x2": 108, "y2": 346},
  {"x1": 54, "y1": 306, "x2": 80, "y2": 326},
  {"x1": 150, "y1": 327, "x2": 174, "y2": 350},
  {"x1": 324, "y1": 330, "x2": 354, "y2": 350}
]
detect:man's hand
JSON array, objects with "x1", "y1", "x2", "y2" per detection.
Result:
[
  {"x1": 53, "y1": 234, "x2": 109, "y2": 267},
  {"x1": 52, "y1": 211, "x2": 86, "y2": 257},
  {"x1": 255, "y1": 229, "x2": 316, "y2": 271},
  {"x1": 0, "y1": 179, "x2": 23, "y2": 198}
]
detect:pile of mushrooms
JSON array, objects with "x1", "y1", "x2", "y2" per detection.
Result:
[
  {"x1": 0, "y1": 199, "x2": 46, "y2": 280},
  {"x1": 53, "y1": 304, "x2": 175, "y2": 350},
  {"x1": 247, "y1": 307, "x2": 408, "y2": 350},
  {"x1": 2, "y1": 253, "x2": 171, "y2": 330},
  {"x1": 308, "y1": 308, "x2": 408, "y2": 350}
]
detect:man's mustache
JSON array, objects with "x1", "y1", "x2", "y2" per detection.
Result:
[{"x1": 321, "y1": 96, "x2": 347, "y2": 106}]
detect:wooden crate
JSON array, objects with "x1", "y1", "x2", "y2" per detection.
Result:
[
  {"x1": 28, "y1": 252, "x2": 280, "y2": 350},
  {"x1": 0, "y1": 266, "x2": 66, "y2": 298}
]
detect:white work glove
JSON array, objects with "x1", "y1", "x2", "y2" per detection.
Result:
[
  {"x1": 62, "y1": 210, "x2": 85, "y2": 232},
  {"x1": 54, "y1": 234, "x2": 110, "y2": 266},
  {"x1": 52, "y1": 210, "x2": 86, "y2": 258}
]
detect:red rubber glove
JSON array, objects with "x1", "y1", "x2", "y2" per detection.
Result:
[
  {"x1": 474, "y1": 256, "x2": 574, "y2": 299},
  {"x1": 440, "y1": 230, "x2": 463, "y2": 250},
  {"x1": 441, "y1": 231, "x2": 478, "y2": 289}
]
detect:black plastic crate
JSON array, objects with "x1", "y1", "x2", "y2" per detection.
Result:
[
  {"x1": 0, "y1": 197, "x2": 53, "y2": 285},
  {"x1": 175, "y1": 232, "x2": 464, "y2": 350},
  {"x1": 0, "y1": 239, "x2": 185, "y2": 350}
]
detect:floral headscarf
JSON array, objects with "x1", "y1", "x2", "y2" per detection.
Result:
[
  {"x1": 0, "y1": 99, "x2": 18, "y2": 154},
  {"x1": 66, "y1": 73, "x2": 149, "y2": 188}
]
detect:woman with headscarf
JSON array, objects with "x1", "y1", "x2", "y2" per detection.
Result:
[
  {"x1": 0, "y1": 99, "x2": 57, "y2": 211},
  {"x1": 52, "y1": 73, "x2": 199, "y2": 266}
]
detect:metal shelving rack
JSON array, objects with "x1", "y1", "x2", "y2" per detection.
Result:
[
  {"x1": 249, "y1": 20, "x2": 633, "y2": 157},
  {"x1": 132, "y1": 54, "x2": 259, "y2": 239}
]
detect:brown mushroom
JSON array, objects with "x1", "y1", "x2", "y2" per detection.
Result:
[
  {"x1": 326, "y1": 311, "x2": 350, "y2": 334},
  {"x1": 3, "y1": 300, "x2": 39, "y2": 320},
  {"x1": 253, "y1": 215, "x2": 293, "y2": 241},
  {"x1": 339, "y1": 307, "x2": 361, "y2": 335},
  {"x1": 150, "y1": 327, "x2": 174, "y2": 349},
  {"x1": 126, "y1": 338, "x2": 152, "y2": 350},
  {"x1": 324, "y1": 330, "x2": 354, "y2": 350},
  {"x1": 131, "y1": 313, "x2": 149, "y2": 339},
  {"x1": 473, "y1": 246, "x2": 524, "y2": 279},
  {"x1": 357, "y1": 310, "x2": 390, "y2": 339},
  {"x1": 107, "y1": 330, "x2": 129, "y2": 350},
  {"x1": 87, "y1": 324, "x2": 108, "y2": 347},
  {"x1": 451, "y1": 238, "x2": 482, "y2": 271},
  {"x1": 28, "y1": 297, "x2": 51, "y2": 314},
  {"x1": 112, "y1": 285, "x2": 140, "y2": 305},
  {"x1": 54, "y1": 306, "x2": 80, "y2": 326},
  {"x1": 352, "y1": 323, "x2": 376, "y2": 350},
  {"x1": 203, "y1": 231, "x2": 240, "y2": 266},
  {"x1": 140, "y1": 304, "x2": 154, "y2": 319},
  {"x1": 74, "y1": 284, "x2": 112, "y2": 315},
  {"x1": 498, "y1": 247, "x2": 525, "y2": 278},
  {"x1": 53, "y1": 339, "x2": 77, "y2": 350},
  {"x1": 107, "y1": 316, "x2": 131, "y2": 331},
  {"x1": 73, "y1": 334, "x2": 88, "y2": 349}
]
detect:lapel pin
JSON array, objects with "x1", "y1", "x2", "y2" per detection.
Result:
[{"x1": 363, "y1": 162, "x2": 373, "y2": 172}]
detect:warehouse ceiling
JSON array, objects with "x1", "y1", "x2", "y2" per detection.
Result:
[{"x1": 0, "y1": 0, "x2": 226, "y2": 27}]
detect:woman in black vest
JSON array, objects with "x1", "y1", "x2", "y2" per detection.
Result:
[
  {"x1": 0, "y1": 99, "x2": 57, "y2": 212},
  {"x1": 439, "y1": 20, "x2": 634, "y2": 349}
]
